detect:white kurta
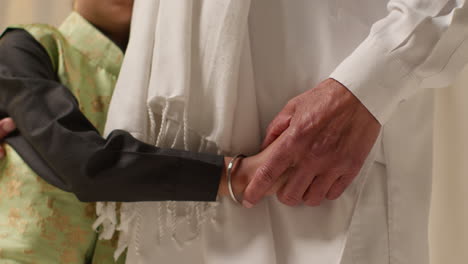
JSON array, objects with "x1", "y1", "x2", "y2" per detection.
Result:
[{"x1": 119, "y1": 1, "x2": 468, "y2": 263}]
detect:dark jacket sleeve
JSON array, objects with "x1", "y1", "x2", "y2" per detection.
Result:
[{"x1": 0, "y1": 29, "x2": 223, "y2": 202}]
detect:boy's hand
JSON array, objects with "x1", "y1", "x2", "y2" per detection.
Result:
[
  {"x1": 0, "y1": 118, "x2": 16, "y2": 159},
  {"x1": 218, "y1": 140, "x2": 287, "y2": 198}
]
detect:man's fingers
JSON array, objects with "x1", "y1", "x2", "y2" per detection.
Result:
[
  {"x1": 267, "y1": 173, "x2": 288, "y2": 195},
  {"x1": 242, "y1": 144, "x2": 291, "y2": 208},
  {"x1": 303, "y1": 173, "x2": 338, "y2": 206},
  {"x1": 277, "y1": 167, "x2": 315, "y2": 207},
  {"x1": 0, "y1": 118, "x2": 16, "y2": 139},
  {"x1": 326, "y1": 174, "x2": 355, "y2": 200},
  {"x1": 261, "y1": 114, "x2": 291, "y2": 150},
  {"x1": 261, "y1": 101, "x2": 295, "y2": 150}
]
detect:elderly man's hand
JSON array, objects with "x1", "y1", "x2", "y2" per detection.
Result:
[
  {"x1": 0, "y1": 118, "x2": 16, "y2": 159},
  {"x1": 242, "y1": 78, "x2": 381, "y2": 208}
]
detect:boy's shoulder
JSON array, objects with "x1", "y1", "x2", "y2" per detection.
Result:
[
  {"x1": 2, "y1": 24, "x2": 67, "y2": 72},
  {"x1": 2, "y1": 23, "x2": 66, "y2": 44}
]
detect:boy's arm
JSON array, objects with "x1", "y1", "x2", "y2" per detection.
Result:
[
  {"x1": 0, "y1": 118, "x2": 15, "y2": 158},
  {"x1": 0, "y1": 29, "x2": 222, "y2": 202}
]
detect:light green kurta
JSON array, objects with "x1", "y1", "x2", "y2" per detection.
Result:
[{"x1": 0, "y1": 12, "x2": 124, "y2": 263}]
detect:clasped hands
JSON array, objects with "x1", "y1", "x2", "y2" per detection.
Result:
[
  {"x1": 219, "y1": 78, "x2": 381, "y2": 208},
  {"x1": 0, "y1": 78, "x2": 381, "y2": 208}
]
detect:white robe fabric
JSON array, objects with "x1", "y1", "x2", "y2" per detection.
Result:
[{"x1": 104, "y1": 0, "x2": 468, "y2": 263}]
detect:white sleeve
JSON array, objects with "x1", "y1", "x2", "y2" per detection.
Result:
[{"x1": 330, "y1": 0, "x2": 468, "y2": 124}]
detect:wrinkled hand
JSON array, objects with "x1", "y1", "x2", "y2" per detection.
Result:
[
  {"x1": 242, "y1": 78, "x2": 381, "y2": 208},
  {"x1": 0, "y1": 118, "x2": 16, "y2": 159}
]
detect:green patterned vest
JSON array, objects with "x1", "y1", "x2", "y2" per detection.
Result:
[{"x1": 0, "y1": 12, "x2": 124, "y2": 263}]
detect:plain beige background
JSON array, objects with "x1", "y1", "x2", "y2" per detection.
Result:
[{"x1": 0, "y1": 0, "x2": 466, "y2": 263}]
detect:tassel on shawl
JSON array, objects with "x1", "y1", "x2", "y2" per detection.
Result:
[{"x1": 96, "y1": 99, "x2": 219, "y2": 261}]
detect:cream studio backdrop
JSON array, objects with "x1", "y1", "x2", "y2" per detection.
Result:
[{"x1": 0, "y1": 0, "x2": 466, "y2": 263}]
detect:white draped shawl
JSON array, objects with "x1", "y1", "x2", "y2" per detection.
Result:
[{"x1": 96, "y1": 0, "x2": 261, "y2": 259}]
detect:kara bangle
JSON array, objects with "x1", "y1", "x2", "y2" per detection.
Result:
[{"x1": 227, "y1": 154, "x2": 246, "y2": 205}]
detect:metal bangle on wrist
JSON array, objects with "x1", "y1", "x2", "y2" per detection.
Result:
[{"x1": 227, "y1": 154, "x2": 246, "y2": 205}]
